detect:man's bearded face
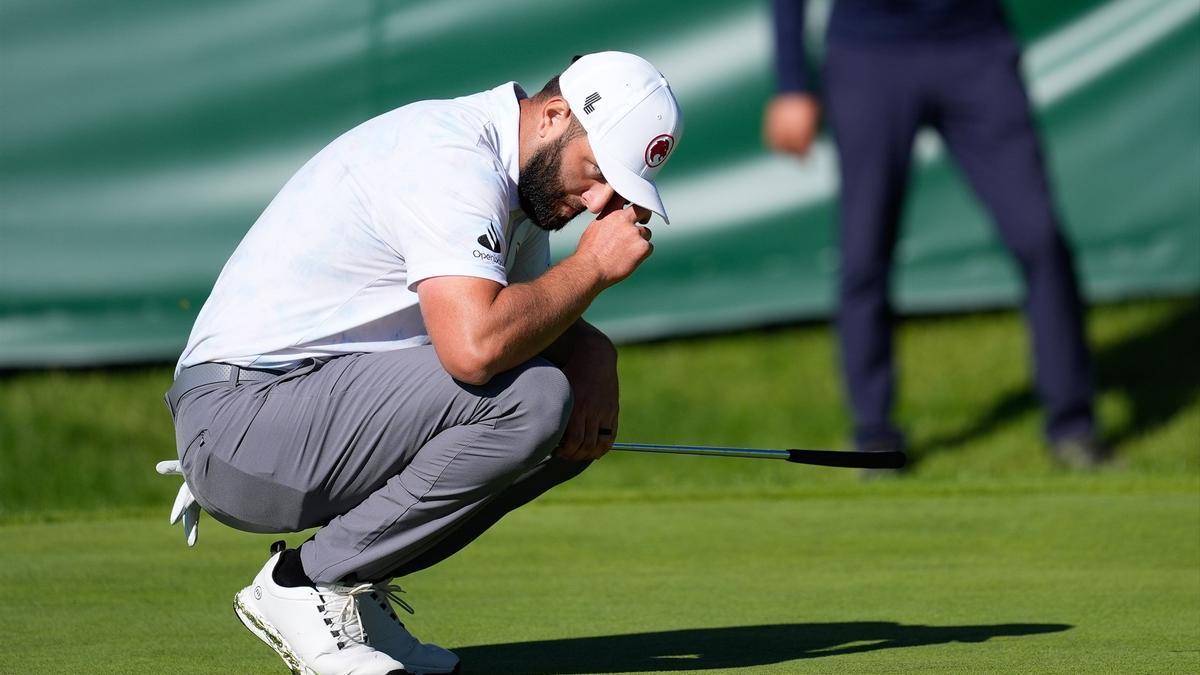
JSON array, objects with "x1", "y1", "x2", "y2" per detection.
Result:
[{"x1": 518, "y1": 132, "x2": 586, "y2": 232}]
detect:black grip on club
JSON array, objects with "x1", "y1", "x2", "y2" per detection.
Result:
[{"x1": 786, "y1": 448, "x2": 907, "y2": 469}]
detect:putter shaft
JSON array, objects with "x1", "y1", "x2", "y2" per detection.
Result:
[
  {"x1": 612, "y1": 442, "x2": 791, "y2": 461},
  {"x1": 610, "y1": 442, "x2": 906, "y2": 469}
]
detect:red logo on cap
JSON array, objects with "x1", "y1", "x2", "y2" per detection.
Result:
[{"x1": 645, "y1": 134, "x2": 674, "y2": 168}]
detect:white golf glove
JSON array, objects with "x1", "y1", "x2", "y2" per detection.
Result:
[{"x1": 155, "y1": 460, "x2": 200, "y2": 547}]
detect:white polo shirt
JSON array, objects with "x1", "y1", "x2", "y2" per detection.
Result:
[{"x1": 177, "y1": 83, "x2": 548, "y2": 374}]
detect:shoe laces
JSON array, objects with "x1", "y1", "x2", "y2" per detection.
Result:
[
  {"x1": 320, "y1": 583, "x2": 378, "y2": 646},
  {"x1": 371, "y1": 582, "x2": 416, "y2": 617}
]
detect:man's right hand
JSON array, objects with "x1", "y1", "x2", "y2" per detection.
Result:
[
  {"x1": 417, "y1": 194, "x2": 654, "y2": 386},
  {"x1": 576, "y1": 197, "x2": 654, "y2": 288},
  {"x1": 764, "y1": 93, "x2": 822, "y2": 156}
]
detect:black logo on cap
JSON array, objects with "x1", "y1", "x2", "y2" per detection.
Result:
[{"x1": 583, "y1": 92, "x2": 601, "y2": 115}]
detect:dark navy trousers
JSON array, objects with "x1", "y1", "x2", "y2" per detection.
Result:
[{"x1": 823, "y1": 33, "x2": 1096, "y2": 446}]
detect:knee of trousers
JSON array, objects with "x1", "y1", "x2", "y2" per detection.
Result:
[{"x1": 494, "y1": 359, "x2": 573, "y2": 465}]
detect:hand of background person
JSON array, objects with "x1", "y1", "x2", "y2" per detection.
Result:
[
  {"x1": 576, "y1": 195, "x2": 654, "y2": 288},
  {"x1": 763, "y1": 93, "x2": 822, "y2": 156},
  {"x1": 555, "y1": 329, "x2": 619, "y2": 461}
]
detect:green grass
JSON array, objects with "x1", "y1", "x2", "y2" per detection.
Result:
[
  {"x1": 1, "y1": 298, "x2": 1198, "y2": 673},
  {"x1": 2, "y1": 298, "x2": 1197, "y2": 516},
  {"x1": 2, "y1": 489, "x2": 1197, "y2": 673}
]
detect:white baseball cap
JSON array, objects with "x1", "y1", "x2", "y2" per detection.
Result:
[{"x1": 559, "y1": 51, "x2": 684, "y2": 223}]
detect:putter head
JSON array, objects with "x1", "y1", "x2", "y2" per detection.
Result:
[{"x1": 786, "y1": 448, "x2": 907, "y2": 469}]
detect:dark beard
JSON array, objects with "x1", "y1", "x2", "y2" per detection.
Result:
[{"x1": 517, "y1": 135, "x2": 581, "y2": 232}]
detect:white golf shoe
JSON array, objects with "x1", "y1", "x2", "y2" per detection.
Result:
[
  {"x1": 233, "y1": 545, "x2": 409, "y2": 675},
  {"x1": 358, "y1": 584, "x2": 460, "y2": 674}
]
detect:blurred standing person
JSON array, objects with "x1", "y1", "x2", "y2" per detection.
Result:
[{"x1": 764, "y1": 0, "x2": 1107, "y2": 468}]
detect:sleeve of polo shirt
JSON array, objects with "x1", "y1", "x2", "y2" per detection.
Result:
[
  {"x1": 507, "y1": 227, "x2": 551, "y2": 284},
  {"x1": 395, "y1": 149, "x2": 512, "y2": 291}
]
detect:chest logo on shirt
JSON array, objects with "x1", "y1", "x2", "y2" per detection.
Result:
[{"x1": 474, "y1": 221, "x2": 504, "y2": 262}]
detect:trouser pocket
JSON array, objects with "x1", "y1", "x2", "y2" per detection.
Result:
[{"x1": 190, "y1": 452, "x2": 321, "y2": 534}]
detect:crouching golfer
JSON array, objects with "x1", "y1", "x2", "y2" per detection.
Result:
[{"x1": 161, "y1": 52, "x2": 682, "y2": 674}]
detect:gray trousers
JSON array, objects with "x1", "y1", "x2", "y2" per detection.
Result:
[{"x1": 171, "y1": 347, "x2": 584, "y2": 583}]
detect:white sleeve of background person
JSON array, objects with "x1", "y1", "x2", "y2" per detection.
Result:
[{"x1": 175, "y1": 83, "x2": 528, "y2": 375}]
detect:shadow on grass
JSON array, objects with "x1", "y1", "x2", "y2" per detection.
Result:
[
  {"x1": 1096, "y1": 300, "x2": 1200, "y2": 447},
  {"x1": 910, "y1": 299, "x2": 1200, "y2": 463},
  {"x1": 455, "y1": 621, "x2": 1071, "y2": 673}
]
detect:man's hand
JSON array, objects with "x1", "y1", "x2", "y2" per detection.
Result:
[
  {"x1": 555, "y1": 327, "x2": 619, "y2": 461},
  {"x1": 576, "y1": 196, "x2": 654, "y2": 289},
  {"x1": 417, "y1": 198, "x2": 651, "y2": 386},
  {"x1": 763, "y1": 93, "x2": 822, "y2": 156}
]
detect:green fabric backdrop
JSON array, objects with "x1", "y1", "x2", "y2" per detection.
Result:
[{"x1": 1, "y1": 0, "x2": 1197, "y2": 366}]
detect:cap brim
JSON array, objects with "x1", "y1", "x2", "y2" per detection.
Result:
[{"x1": 591, "y1": 143, "x2": 670, "y2": 224}]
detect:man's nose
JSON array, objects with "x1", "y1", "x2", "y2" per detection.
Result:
[{"x1": 581, "y1": 183, "x2": 616, "y2": 213}]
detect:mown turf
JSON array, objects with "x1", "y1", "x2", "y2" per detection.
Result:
[
  {"x1": 2, "y1": 486, "x2": 1197, "y2": 673},
  {"x1": 1, "y1": 298, "x2": 1198, "y2": 673}
]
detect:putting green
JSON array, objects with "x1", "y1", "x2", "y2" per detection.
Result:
[
  {"x1": 3, "y1": 300, "x2": 1197, "y2": 672},
  {"x1": 3, "y1": 478, "x2": 1196, "y2": 674}
]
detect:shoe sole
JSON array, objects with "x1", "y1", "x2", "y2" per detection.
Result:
[{"x1": 233, "y1": 589, "x2": 314, "y2": 675}]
